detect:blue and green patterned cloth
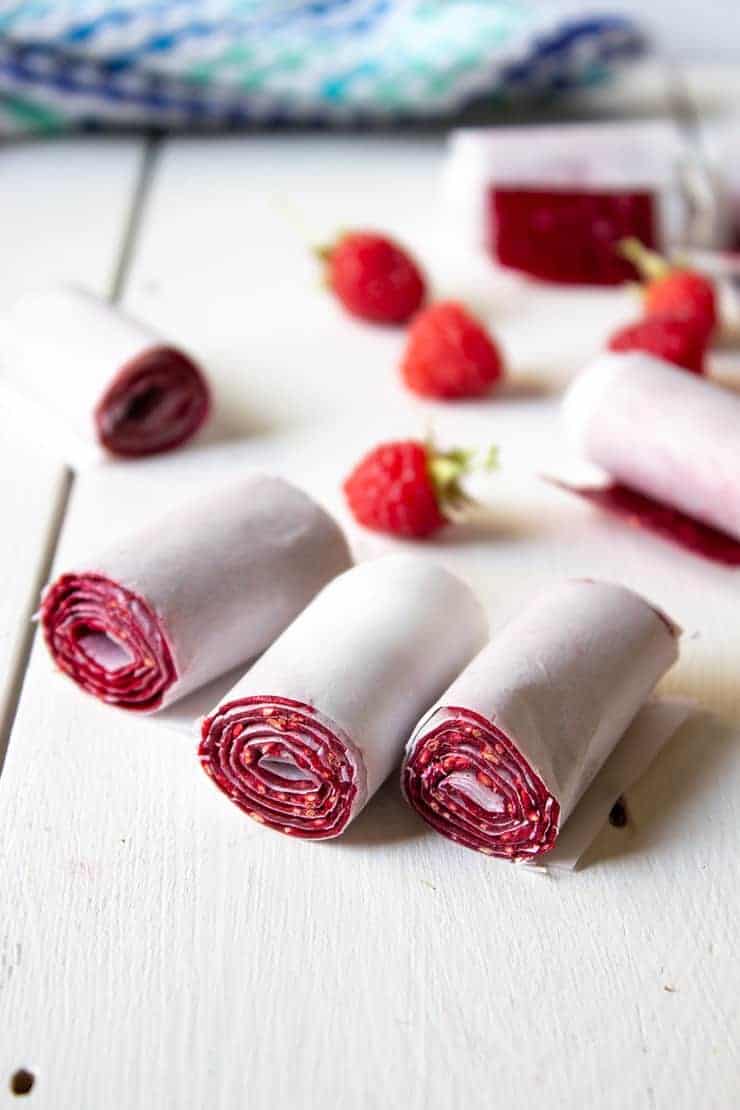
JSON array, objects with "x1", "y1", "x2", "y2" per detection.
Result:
[{"x1": 0, "y1": 1, "x2": 645, "y2": 135}]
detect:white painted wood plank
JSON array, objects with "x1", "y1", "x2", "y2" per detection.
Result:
[
  {"x1": 0, "y1": 413, "x2": 68, "y2": 761},
  {"x1": 2, "y1": 132, "x2": 739, "y2": 1110},
  {"x1": 0, "y1": 139, "x2": 144, "y2": 306},
  {"x1": 0, "y1": 139, "x2": 143, "y2": 764}
]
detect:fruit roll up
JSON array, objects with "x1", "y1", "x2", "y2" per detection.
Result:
[
  {"x1": 41, "y1": 474, "x2": 352, "y2": 712},
  {"x1": 441, "y1": 122, "x2": 720, "y2": 283},
  {"x1": 199, "y1": 555, "x2": 488, "y2": 839},
  {"x1": 1, "y1": 286, "x2": 210, "y2": 457},
  {"x1": 561, "y1": 352, "x2": 740, "y2": 560},
  {"x1": 402, "y1": 580, "x2": 679, "y2": 862}
]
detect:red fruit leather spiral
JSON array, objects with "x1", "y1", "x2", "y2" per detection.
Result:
[
  {"x1": 403, "y1": 707, "x2": 559, "y2": 860},
  {"x1": 199, "y1": 697, "x2": 359, "y2": 839},
  {"x1": 94, "y1": 345, "x2": 210, "y2": 457},
  {"x1": 41, "y1": 573, "x2": 177, "y2": 711}
]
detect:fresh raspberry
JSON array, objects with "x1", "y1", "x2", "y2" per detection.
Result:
[
  {"x1": 320, "y1": 231, "x2": 426, "y2": 324},
  {"x1": 400, "y1": 301, "x2": 504, "y2": 399},
  {"x1": 644, "y1": 270, "x2": 717, "y2": 336},
  {"x1": 620, "y1": 238, "x2": 717, "y2": 338},
  {"x1": 608, "y1": 314, "x2": 708, "y2": 374},
  {"x1": 343, "y1": 439, "x2": 497, "y2": 539}
]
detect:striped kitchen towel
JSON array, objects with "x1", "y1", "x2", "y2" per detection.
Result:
[{"x1": 0, "y1": 1, "x2": 646, "y2": 135}]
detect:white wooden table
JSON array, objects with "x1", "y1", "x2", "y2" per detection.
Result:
[{"x1": 1, "y1": 64, "x2": 739, "y2": 1110}]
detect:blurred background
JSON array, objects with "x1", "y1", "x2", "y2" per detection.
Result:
[{"x1": 2, "y1": 6, "x2": 740, "y2": 1110}]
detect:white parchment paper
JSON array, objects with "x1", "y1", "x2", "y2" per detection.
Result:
[
  {"x1": 207, "y1": 555, "x2": 488, "y2": 818},
  {"x1": 563, "y1": 352, "x2": 740, "y2": 541},
  {"x1": 68, "y1": 472, "x2": 352, "y2": 709},
  {"x1": 406, "y1": 579, "x2": 680, "y2": 839},
  {"x1": 0, "y1": 285, "x2": 200, "y2": 455},
  {"x1": 543, "y1": 698, "x2": 694, "y2": 870},
  {"x1": 442, "y1": 121, "x2": 685, "y2": 251}
]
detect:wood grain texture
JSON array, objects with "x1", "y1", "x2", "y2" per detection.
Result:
[
  {"x1": 2, "y1": 121, "x2": 740, "y2": 1110},
  {"x1": 0, "y1": 139, "x2": 143, "y2": 763}
]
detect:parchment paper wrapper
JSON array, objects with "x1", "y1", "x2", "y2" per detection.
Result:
[
  {"x1": 402, "y1": 580, "x2": 680, "y2": 864},
  {"x1": 439, "y1": 119, "x2": 705, "y2": 277},
  {"x1": 41, "y1": 473, "x2": 351, "y2": 712},
  {"x1": 0, "y1": 286, "x2": 210, "y2": 458},
  {"x1": 561, "y1": 352, "x2": 740, "y2": 558},
  {"x1": 545, "y1": 698, "x2": 693, "y2": 869},
  {"x1": 199, "y1": 555, "x2": 488, "y2": 839}
]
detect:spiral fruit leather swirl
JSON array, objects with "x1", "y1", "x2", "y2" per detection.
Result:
[
  {"x1": 403, "y1": 580, "x2": 679, "y2": 862},
  {"x1": 561, "y1": 353, "x2": 740, "y2": 562},
  {"x1": 41, "y1": 474, "x2": 351, "y2": 712},
  {"x1": 94, "y1": 345, "x2": 209, "y2": 457},
  {"x1": 2, "y1": 287, "x2": 210, "y2": 458},
  {"x1": 42, "y1": 573, "x2": 177, "y2": 711},
  {"x1": 200, "y1": 697, "x2": 360, "y2": 838},
  {"x1": 404, "y1": 707, "x2": 559, "y2": 860},
  {"x1": 199, "y1": 556, "x2": 488, "y2": 839}
]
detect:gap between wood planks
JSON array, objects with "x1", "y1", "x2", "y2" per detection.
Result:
[{"x1": 0, "y1": 136, "x2": 161, "y2": 775}]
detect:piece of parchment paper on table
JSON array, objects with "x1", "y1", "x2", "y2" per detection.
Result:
[
  {"x1": 403, "y1": 580, "x2": 689, "y2": 870},
  {"x1": 539, "y1": 698, "x2": 695, "y2": 871}
]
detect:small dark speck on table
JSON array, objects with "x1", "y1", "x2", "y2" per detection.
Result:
[
  {"x1": 10, "y1": 1069, "x2": 35, "y2": 1096},
  {"x1": 608, "y1": 796, "x2": 629, "y2": 828}
]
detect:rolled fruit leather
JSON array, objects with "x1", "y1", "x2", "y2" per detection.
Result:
[
  {"x1": 41, "y1": 473, "x2": 352, "y2": 712},
  {"x1": 199, "y1": 555, "x2": 488, "y2": 839},
  {"x1": 0, "y1": 286, "x2": 210, "y2": 457},
  {"x1": 442, "y1": 121, "x2": 728, "y2": 284},
  {"x1": 402, "y1": 580, "x2": 680, "y2": 863},
  {"x1": 559, "y1": 351, "x2": 740, "y2": 564}
]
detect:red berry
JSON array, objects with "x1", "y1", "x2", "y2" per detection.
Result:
[
  {"x1": 400, "y1": 301, "x2": 504, "y2": 399},
  {"x1": 608, "y1": 314, "x2": 708, "y2": 374},
  {"x1": 321, "y1": 231, "x2": 426, "y2": 324},
  {"x1": 619, "y1": 238, "x2": 717, "y2": 338},
  {"x1": 644, "y1": 270, "x2": 717, "y2": 337},
  {"x1": 343, "y1": 439, "x2": 497, "y2": 539}
]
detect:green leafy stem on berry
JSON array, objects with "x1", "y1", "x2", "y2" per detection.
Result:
[{"x1": 426, "y1": 442, "x2": 499, "y2": 517}]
